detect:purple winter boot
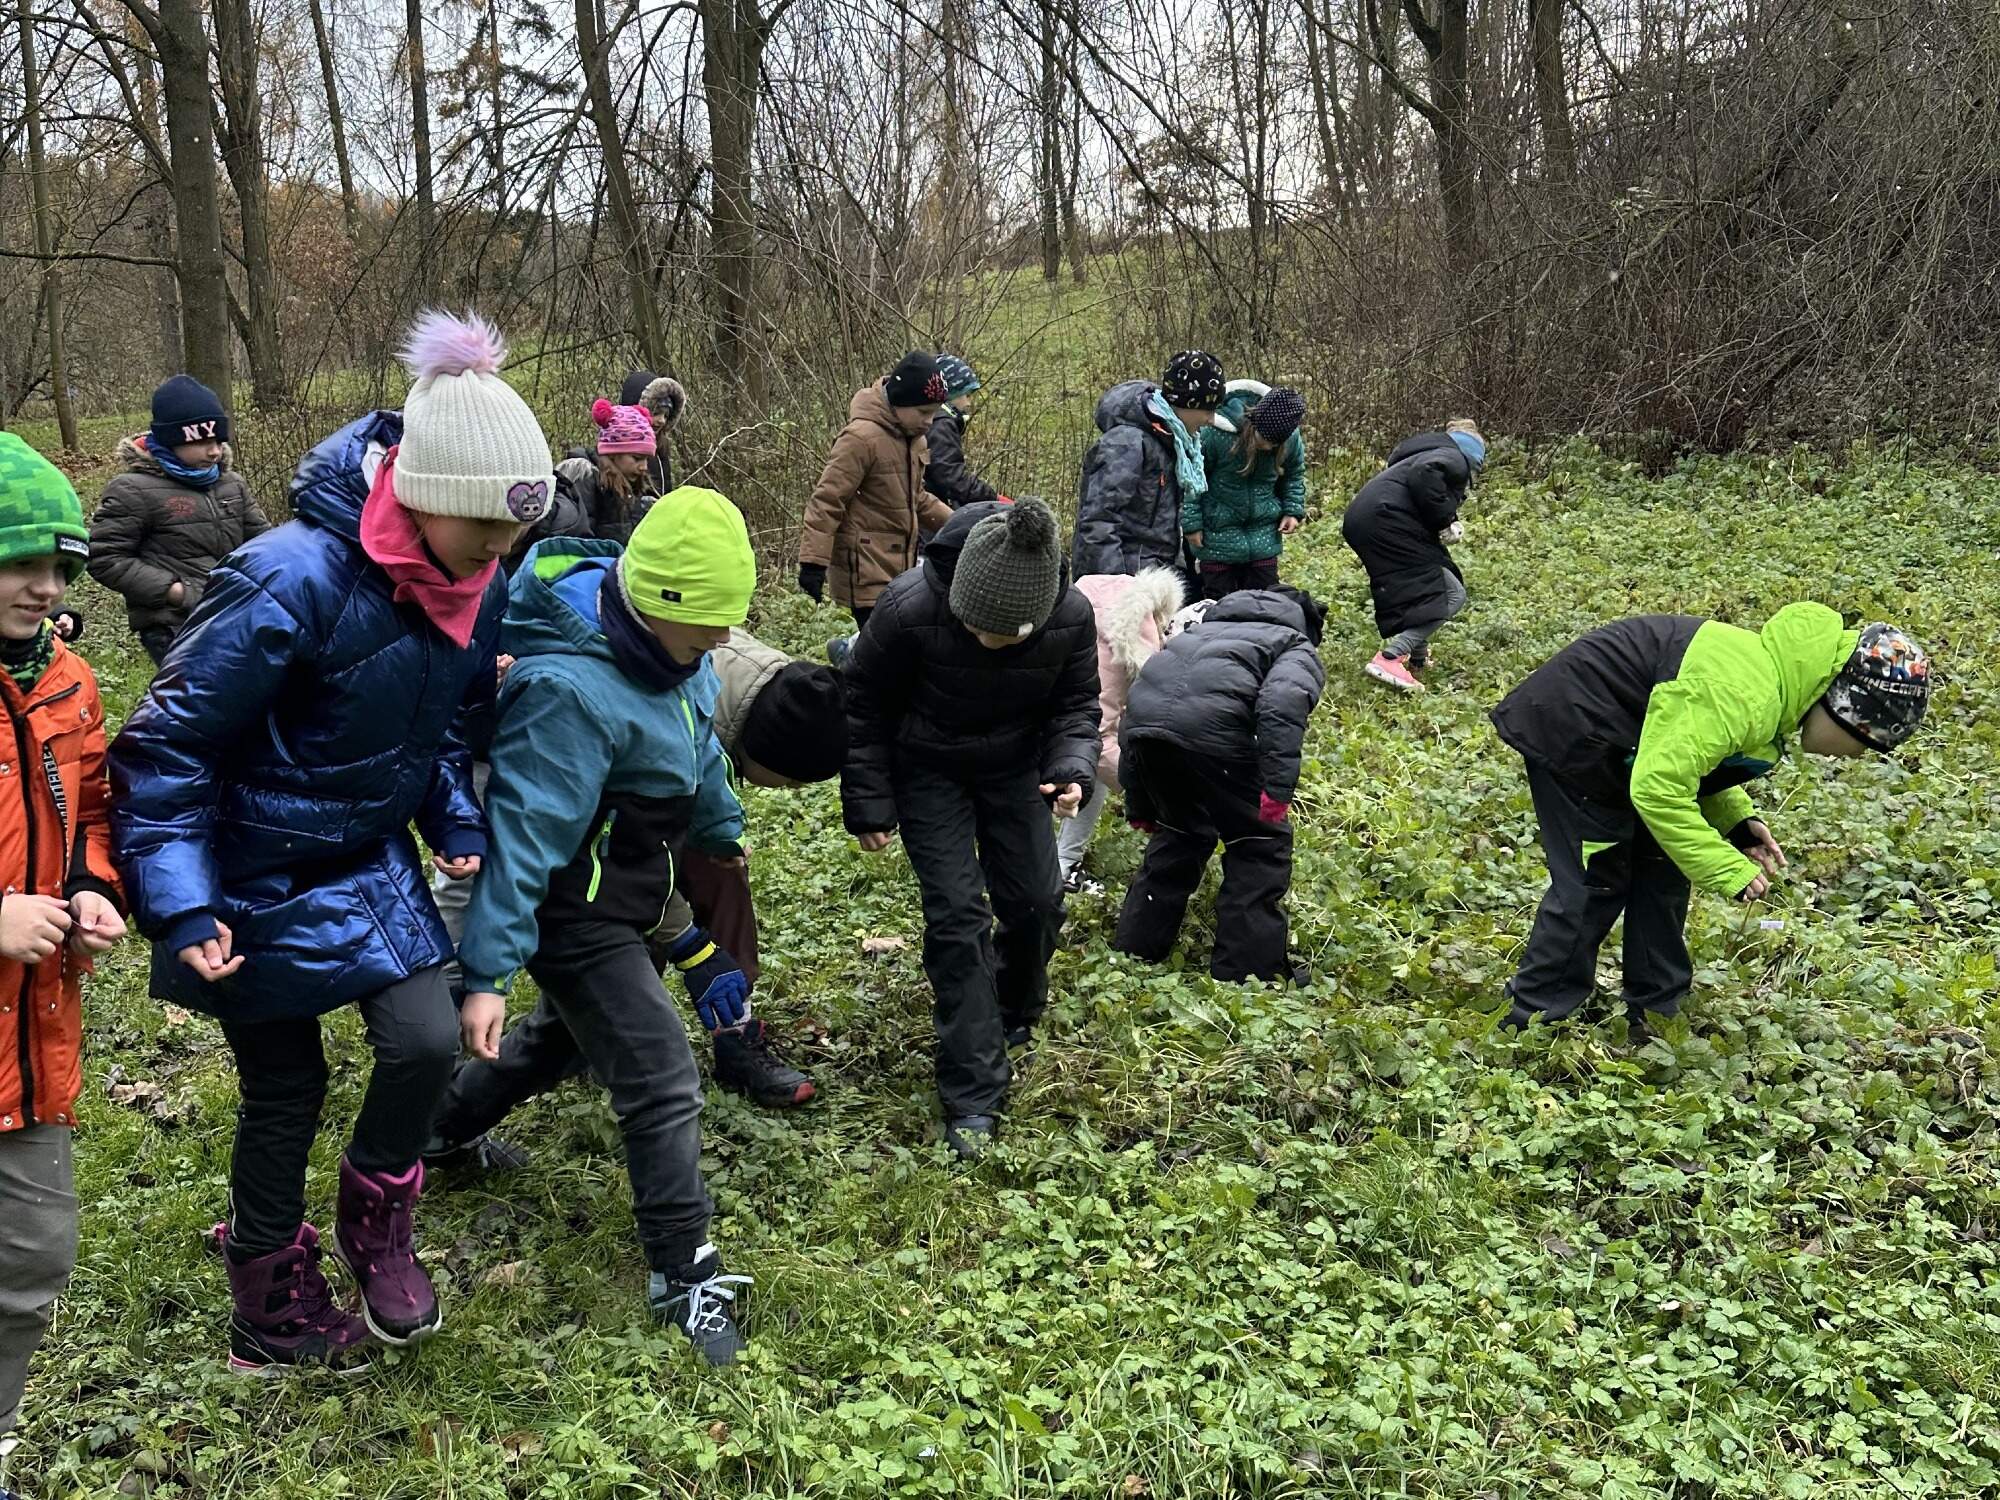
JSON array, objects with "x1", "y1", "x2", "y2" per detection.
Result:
[
  {"x1": 221, "y1": 1223, "x2": 372, "y2": 1375},
  {"x1": 332, "y1": 1156, "x2": 442, "y2": 1344}
]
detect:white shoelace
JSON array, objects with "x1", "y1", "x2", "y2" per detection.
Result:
[{"x1": 663, "y1": 1268, "x2": 752, "y2": 1336}]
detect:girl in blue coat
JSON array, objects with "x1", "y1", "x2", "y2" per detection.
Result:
[{"x1": 109, "y1": 312, "x2": 555, "y2": 1374}]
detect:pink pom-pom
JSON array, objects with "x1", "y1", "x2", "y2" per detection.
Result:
[
  {"x1": 592, "y1": 398, "x2": 615, "y2": 428},
  {"x1": 399, "y1": 309, "x2": 507, "y2": 381}
]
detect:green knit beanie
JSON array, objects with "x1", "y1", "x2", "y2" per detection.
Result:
[
  {"x1": 620, "y1": 485, "x2": 756, "y2": 626},
  {"x1": 0, "y1": 433, "x2": 88, "y2": 579},
  {"x1": 949, "y1": 498, "x2": 1062, "y2": 639}
]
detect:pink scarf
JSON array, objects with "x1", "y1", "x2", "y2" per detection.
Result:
[{"x1": 358, "y1": 446, "x2": 497, "y2": 648}]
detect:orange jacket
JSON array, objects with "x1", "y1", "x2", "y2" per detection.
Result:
[{"x1": 0, "y1": 640, "x2": 122, "y2": 1132}]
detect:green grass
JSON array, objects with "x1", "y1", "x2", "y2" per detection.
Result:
[{"x1": 12, "y1": 422, "x2": 2000, "y2": 1497}]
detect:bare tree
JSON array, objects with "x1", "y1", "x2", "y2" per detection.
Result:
[
  {"x1": 18, "y1": 0, "x2": 76, "y2": 447},
  {"x1": 214, "y1": 0, "x2": 289, "y2": 403}
]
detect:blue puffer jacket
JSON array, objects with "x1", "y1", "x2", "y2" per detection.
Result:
[{"x1": 108, "y1": 410, "x2": 506, "y2": 1021}]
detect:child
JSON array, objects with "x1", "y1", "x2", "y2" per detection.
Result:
[
  {"x1": 555, "y1": 398, "x2": 657, "y2": 545},
  {"x1": 0, "y1": 434, "x2": 125, "y2": 1450},
  {"x1": 87, "y1": 375, "x2": 272, "y2": 664},
  {"x1": 1112, "y1": 587, "x2": 1326, "y2": 984},
  {"x1": 1072, "y1": 350, "x2": 1226, "y2": 580},
  {"x1": 1490, "y1": 606, "x2": 1930, "y2": 1038},
  {"x1": 798, "y1": 351, "x2": 954, "y2": 631},
  {"x1": 1388, "y1": 416, "x2": 1483, "y2": 468},
  {"x1": 843, "y1": 498, "x2": 1099, "y2": 1157},
  {"x1": 926, "y1": 355, "x2": 1000, "y2": 510},
  {"x1": 108, "y1": 311, "x2": 546, "y2": 1373},
  {"x1": 617, "y1": 370, "x2": 689, "y2": 493},
  {"x1": 1186, "y1": 383, "x2": 1307, "y2": 600},
  {"x1": 1059, "y1": 567, "x2": 1184, "y2": 893},
  {"x1": 1339, "y1": 433, "x2": 1479, "y2": 693},
  {"x1": 439, "y1": 489, "x2": 760, "y2": 1365}
]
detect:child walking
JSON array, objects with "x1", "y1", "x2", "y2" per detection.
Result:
[
  {"x1": 1186, "y1": 383, "x2": 1307, "y2": 600},
  {"x1": 1072, "y1": 351, "x2": 1226, "y2": 580},
  {"x1": 87, "y1": 375, "x2": 271, "y2": 664},
  {"x1": 439, "y1": 489, "x2": 761, "y2": 1365},
  {"x1": 1340, "y1": 432, "x2": 1481, "y2": 693},
  {"x1": 1490, "y1": 605, "x2": 1931, "y2": 1039},
  {"x1": 843, "y1": 498, "x2": 1099, "y2": 1157},
  {"x1": 1113, "y1": 587, "x2": 1326, "y2": 984},
  {"x1": 109, "y1": 311, "x2": 548, "y2": 1373},
  {"x1": 0, "y1": 435, "x2": 126, "y2": 1452},
  {"x1": 1059, "y1": 567, "x2": 1184, "y2": 894},
  {"x1": 926, "y1": 355, "x2": 1000, "y2": 510},
  {"x1": 555, "y1": 397, "x2": 658, "y2": 545}
]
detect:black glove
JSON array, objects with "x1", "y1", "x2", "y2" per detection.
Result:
[{"x1": 798, "y1": 563, "x2": 827, "y2": 602}]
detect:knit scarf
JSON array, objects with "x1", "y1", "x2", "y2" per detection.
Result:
[
  {"x1": 358, "y1": 447, "x2": 497, "y2": 648},
  {"x1": 600, "y1": 562, "x2": 700, "y2": 693},
  {"x1": 145, "y1": 437, "x2": 221, "y2": 490},
  {"x1": 1148, "y1": 391, "x2": 1207, "y2": 502},
  {"x1": 1, "y1": 621, "x2": 54, "y2": 692}
]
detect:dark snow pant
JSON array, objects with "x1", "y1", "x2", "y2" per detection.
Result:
[
  {"x1": 0, "y1": 1125, "x2": 76, "y2": 1439},
  {"x1": 1504, "y1": 761, "x2": 1693, "y2": 1026},
  {"x1": 431, "y1": 922, "x2": 711, "y2": 1271},
  {"x1": 850, "y1": 606, "x2": 874, "y2": 632},
  {"x1": 221, "y1": 965, "x2": 460, "y2": 1256},
  {"x1": 1114, "y1": 741, "x2": 1293, "y2": 983},
  {"x1": 895, "y1": 761, "x2": 1064, "y2": 1118},
  {"x1": 1198, "y1": 558, "x2": 1281, "y2": 601},
  {"x1": 137, "y1": 626, "x2": 177, "y2": 667}
]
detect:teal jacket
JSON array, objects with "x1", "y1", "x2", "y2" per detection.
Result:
[
  {"x1": 1186, "y1": 390, "x2": 1307, "y2": 565},
  {"x1": 458, "y1": 540, "x2": 743, "y2": 994}
]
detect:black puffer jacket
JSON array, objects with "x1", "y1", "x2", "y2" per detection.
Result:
[
  {"x1": 87, "y1": 436, "x2": 272, "y2": 634},
  {"x1": 1072, "y1": 381, "x2": 1181, "y2": 577},
  {"x1": 842, "y1": 501, "x2": 1101, "y2": 834},
  {"x1": 1339, "y1": 446, "x2": 1471, "y2": 636},
  {"x1": 555, "y1": 454, "x2": 655, "y2": 547},
  {"x1": 926, "y1": 408, "x2": 999, "y2": 509},
  {"x1": 1387, "y1": 430, "x2": 1459, "y2": 465},
  {"x1": 1122, "y1": 590, "x2": 1326, "y2": 803}
]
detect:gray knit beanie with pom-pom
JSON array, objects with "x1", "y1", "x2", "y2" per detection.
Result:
[{"x1": 949, "y1": 498, "x2": 1062, "y2": 639}]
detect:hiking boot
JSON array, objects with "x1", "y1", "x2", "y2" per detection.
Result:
[
  {"x1": 1060, "y1": 867, "x2": 1104, "y2": 897},
  {"x1": 827, "y1": 635, "x2": 854, "y2": 670},
  {"x1": 421, "y1": 1132, "x2": 531, "y2": 1176},
  {"x1": 1004, "y1": 1023, "x2": 1033, "y2": 1050},
  {"x1": 649, "y1": 1244, "x2": 751, "y2": 1366},
  {"x1": 221, "y1": 1222, "x2": 372, "y2": 1375},
  {"x1": 1290, "y1": 961, "x2": 1314, "y2": 988},
  {"x1": 1365, "y1": 651, "x2": 1423, "y2": 693},
  {"x1": 713, "y1": 1020, "x2": 816, "y2": 1108},
  {"x1": 332, "y1": 1156, "x2": 441, "y2": 1345},
  {"x1": 945, "y1": 1114, "x2": 997, "y2": 1159}
]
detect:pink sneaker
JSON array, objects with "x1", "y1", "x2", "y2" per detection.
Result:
[{"x1": 1365, "y1": 651, "x2": 1424, "y2": 693}]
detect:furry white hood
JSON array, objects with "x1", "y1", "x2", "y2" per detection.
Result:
[{"x1": 1098, "y1": 566, "x2": 1183, "y2": 674}]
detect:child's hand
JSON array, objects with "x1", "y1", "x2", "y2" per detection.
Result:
[
  {"x1": 168, "y1": 580, "x2": 186, "y2": 605},
  {"x1": 1741, "y1": 819, "x2": 1786, "y2": 877},
  {"x1": 461, "y1": 991, "x2": 506, "y2": 1060},
  {"x1": 179, "y1": 920, "x2": 245, "y2": 981},
  {"x1": 1185, "y1": 531, "x2": 1204, "y2": 552},
  {"x1": 1737, "y1": 872, "x2": 1770, "y2": 902},
  {"x1": 495, "y1": 653, "x2": 516, "y2": 688},
  {"x1": 857, "y1": 831, "x2": 896, "y2": 853},
  {"x1": 433, "y1": 852, "x2": 482, "y2": 881},
  {"x1": 1278, "y1": 517, "x2": 1302, "y2": 536},
  {"x1": 1041, "y1": 783, "x2": 1084, "y2": 818},
  {"x1": 67, "y1": 891, "x2": 126, "y2": 956},
  {"x1": 0, "y1": 893, "x2": 73, "y2": 964}
]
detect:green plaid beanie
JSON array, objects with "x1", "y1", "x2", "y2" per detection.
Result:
[{"x1": 0, "y1": 433, "x2": 88, "y2": 579}]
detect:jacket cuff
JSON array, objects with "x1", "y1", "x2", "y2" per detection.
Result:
[
  {"x1": 162, "y1": 909, "x2": 220, "y2": 954},
  {"x1": 462, "y1": 971, "x2": 512, "y2": 998},
  {"x1": 437, "y1": 827, "x2": 487, "y2": 861},
  {"x1": 63, "y1": 874, "x2": 125, "y2": 915}
]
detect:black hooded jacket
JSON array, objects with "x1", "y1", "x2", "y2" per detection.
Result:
[
  {"x1": 841, "y1": 501, "x2": 1102, "y2": 834},
  {"x1": 1340, "y1": 446, "x2": 1472, "y2": 636},
  {"x1": 926, "y1": 408, "x2": 999, "y2": 509},
  {"x1": 1121, "y1": 590, "x2": 1326, "y2": 804},
  {"x1": 1387, "y1": 430, "x2": 1460, "y2": 465}
]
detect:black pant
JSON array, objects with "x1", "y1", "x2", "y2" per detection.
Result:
[
  {"x1": 895, "y1": 761, "x2": 1064, "y2": 1116},
  {"x1": 221, "y1": 965, "x2": 459, "y2": 1257},
  {"x1": 851, "y1": 606, "x2": 873, "y2": 631},
  {"x1": 431, "y1": 922, "x2": 710, "y2": 1271},
  {"x1": 138, "y1": 626, "x2": 177, "y2": 666},
  {"x1": 1197, "y1": 558, "x2": 1281, "y2": 601},
  {"x1": 1114, "y1": 741, "x2": 1293, "y2": 982},
  {"x1": 1505, "y1": 761, "x2": 1693, "y2": 1024}
]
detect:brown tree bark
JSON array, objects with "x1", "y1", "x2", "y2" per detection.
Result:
[
  {"x1": 129, "y1": 21, "x2": 183, "y2": 369},
  {"x1": 1528, "y1": 0, "x2": 1575, "y2": 183},
  {"x1": 578, "y1": 0, "x2": 669, "y2": 370},
  {"x1": 306, "y1": 0, "x2": 362, "y2": 240},
  {"x1": 699, "y1": 0, "x2": 786, "y2": 389},
  {"x1": 1036, "y1": 0, "x2": 1062, "y2": 281},
  {"x1": 407, "y1": 0, "x2": 437, "y2": 254},
  {"x1": 214, "y1": 0, "x2": 289, "y2": 405},
  {"x1": 18, "y1": 0, "x2": 76, "y2": 448}
]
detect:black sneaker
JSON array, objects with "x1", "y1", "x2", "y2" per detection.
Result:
[
  {"x1": 421, "y1": 1133, "x2": 530, "y2": 1175},
  {"x1": 650, "y1": 1246, "x2": 750, "y2": 1366},
  {"x1": 713, "y1": 1020, "x2": 816, "y2": 1108},
  {"x1": 1004, "y1": 1024, "x2": 1033, "y2": 1051},
  {"x1": 945, "y1": 1114, "x2": 997, "y2": 1159}
]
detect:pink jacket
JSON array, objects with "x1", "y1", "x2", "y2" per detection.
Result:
[{"x1": 1074, "y1": 568, "x2": 1185, "y2": 784}]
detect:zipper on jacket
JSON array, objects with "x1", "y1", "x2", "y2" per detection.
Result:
[
  {"x1": 585, "y1": 810, "x2": 616, "y2": 902},
  {"x1": 10, "y1": 711, "x2": 39, "y2": 1125},
  {"x1": 646, "y1": 846, "x2": 678, "y2": 936}
]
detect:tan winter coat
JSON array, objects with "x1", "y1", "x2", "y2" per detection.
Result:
[{"x1": 799, "y1": 383, "x2": 952, "y2": 609}]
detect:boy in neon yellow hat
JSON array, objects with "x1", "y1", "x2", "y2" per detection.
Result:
[{"x1": 449, "y1": 485, "x2": 758, "y2": 1364}]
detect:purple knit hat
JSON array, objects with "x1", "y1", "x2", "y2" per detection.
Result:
[{"x1": 591, "y1": 398, "x2": 657, "y2": 456}]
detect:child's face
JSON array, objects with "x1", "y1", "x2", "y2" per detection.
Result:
[
  {"x1": 969, "y1": 627, "x2": 1023, "y2": 650},
  {"x1": 0, "y1": 557, "x2": 67, "y2": 641},
  {"x1": 1800, "y1": 702, "x2": 1871, "y2": 759},
  {"x1": 173, "y1": 439, "x2": 224, "y2": 468},
  {"x1": 416, "y1": 514, "x2": 524, "y2": 578},
  {"x1": 608, "y1": 452, "x2": 649, "y2": 483},
  {"x1": 950, "y1": 394, "x2": 976, "y2": 416},
  {"x1": 894, "y1": 404, "x2": 941, "y2": 437},
  {"x1": 646, "y1": 616, "x2": 732, "y2": 665},
  {"x1": 1174, "y1": 407, "x2": 1215, "y2": 429}
]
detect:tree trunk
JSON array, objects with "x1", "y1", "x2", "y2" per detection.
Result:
[
  {"x1": 154, "y1": 0, "x2": 234, "y2": 404},
  {"x1": 1062, "y1": 38, "x2": 1087, "y2": 286},
  {"x1": 18, "y1": 0, "x2": 75, "y2": 448},
  {"x1": 699, "y1": 0, "x2": 765, "y2": 389},
  {"x1": 579, "y1": 0, "x2": 669, "y2": 370},
  {"x1": 130, "y1": 23, "x2": 183, "y2": 369},
  {"x1": 1036, "y1": 0, "x2": 1061, "y2": 282},
  {"x1": 938, "y1": 0, "x2": 973, "y2": 277},
  {"x1": 407, "y1": 0, "x2": 436, "y2": 254},
  {"x1": 1527, "y1": 0, "x2": 1575, "y2": 183},
  {"x1": 306, "y1": 0, "x2": 362, "y2": 239},
  {"x1": 487, "y1": 0, "x2": 507, "y2": 212},
  {"x1": 214, "y1": 0, "x2": 288, "y2": 405}
]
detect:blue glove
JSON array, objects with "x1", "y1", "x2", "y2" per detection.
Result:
[{"x1": 666, "y1": 927, "x2": 750, "y2": 1031}]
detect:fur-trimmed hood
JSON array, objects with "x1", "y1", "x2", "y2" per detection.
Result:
[{"x1": 1074, "y1": 566, "x2": 1184, "y2": 781}]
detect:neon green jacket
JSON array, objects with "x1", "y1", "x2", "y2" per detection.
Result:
[{"x1": 1630, "y1": 603, "x2": 1856, "y2": 896}]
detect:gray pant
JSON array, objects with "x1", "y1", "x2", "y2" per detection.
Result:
[
  {"x1": 1384, "y1": 570, "x2": 1468, "y2": 662},
  {"x1": 1055, "y1": 779, "x2": 1112, "y2": 880},
  {"x1": 0, "y1": 1125, "x2": 76, "y2": 1438}
]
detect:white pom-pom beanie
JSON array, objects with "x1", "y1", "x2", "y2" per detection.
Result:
[{"x1": 392, "y1": 309, "x2": 556, "y2": 523}]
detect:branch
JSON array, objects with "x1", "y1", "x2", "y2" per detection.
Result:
[
  {"x1": 1400, "y1": 0, "x2": 1441, "y2": 60},
  {"x1": 0, "y1": 245, "x2": 177, "y2": 268},
  {"x1": 1362, "y1": 0, "x2": 1442, "y2": 128}
]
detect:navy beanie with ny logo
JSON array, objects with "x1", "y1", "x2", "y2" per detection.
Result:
[{"x1": 149, "y1": 374, "x2": 230, "y2": 453}]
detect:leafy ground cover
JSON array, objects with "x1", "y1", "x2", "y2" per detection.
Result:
[{"x1": 11, "y1": 432, "x2": 1998, "y2": 1498}]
